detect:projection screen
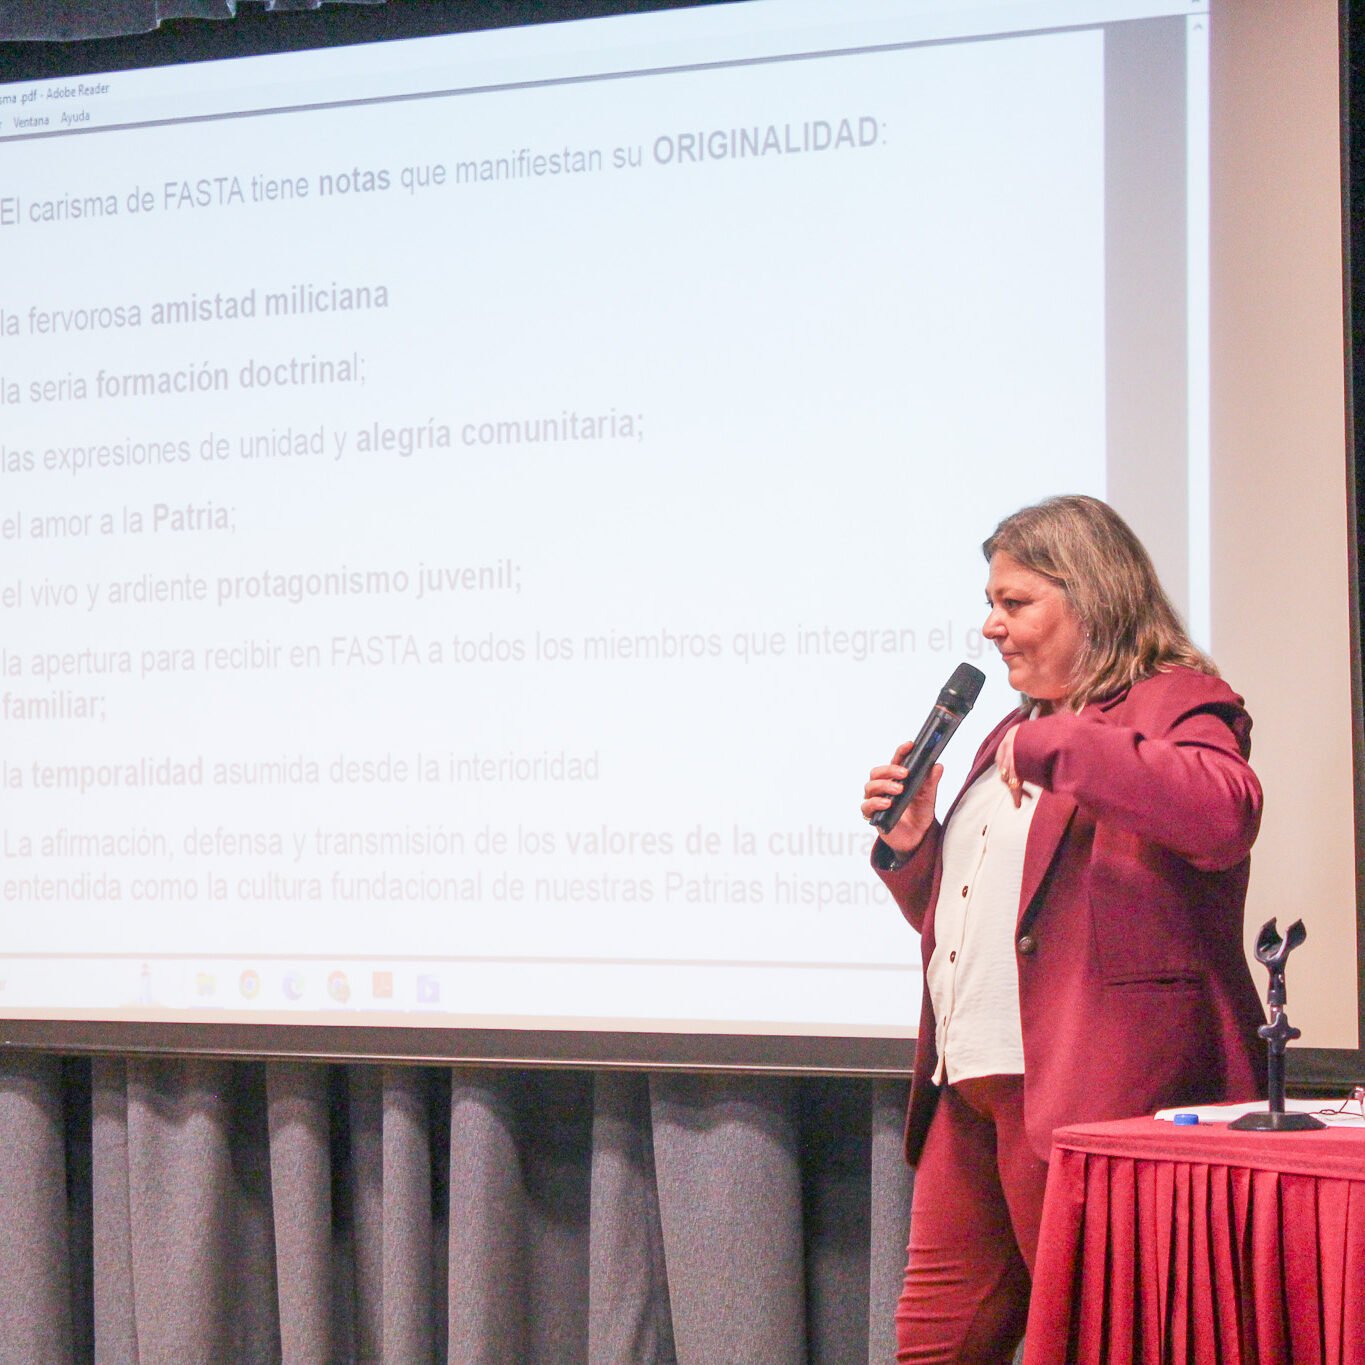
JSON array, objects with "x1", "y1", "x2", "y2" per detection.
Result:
[{"x1": 0, "y1": 0, "x2": 1358, "y2": 1073}]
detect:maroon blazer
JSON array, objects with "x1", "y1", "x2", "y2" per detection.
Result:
[{"x1": 875, "y1": 667, "x2": 1267, "y2": 1162}]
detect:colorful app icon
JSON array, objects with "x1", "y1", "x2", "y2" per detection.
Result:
[
  {"x1": 195, "y1": 972, "x2": 216, "y2": 997},
  {"x1": 416, "y1": 974, "x2": 440, "y2": 1004},
  {"x1": 327, "y1": 970, "x2": 351, "y2": 1004},
  {"x1": 239, "y1": 969, "x2": 261, "y2": 999},
  {"x1": 282, "y1": 970, "x2": 305, "y2": 1001},
  {"x1": 372, "y1": 970, "x2": 394, "y2": 999}
]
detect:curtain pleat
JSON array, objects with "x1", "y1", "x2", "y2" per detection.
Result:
[
  {"x1": 1343, "y1": 1182, "x2": 1365, "y2": 1362},
  {"x1": 348, "y1": 1065, "x2": 385, "y2": 1363},
  {"x1": 446, "y1": 1068, "x2": 532, "y2": 1363},
  {"x1": 866, "y1": 1078, "x2": 913, "y2": 1365},
  {"x1": 798, "y1": 1078, "x2": 871, "y2": 1365},
  {"x1": 650, "y1": 1072, "x2": 807, "y2": 1364},
  {"x1": 1208, "y1": 1161, "x2": 1243, "y2": 1365},
  {"x1": 265, "y1": 1062, "x2": 336, "y2": 1365},
  {"x1": 446, "y1": 1068, "x2": 594, "y2": 1363},
  {"x1": 92, "y1": 1058, "x2": 137, "y2": 1365},
  {"x1": 0, "y1": 1055, "x2": 914, "y2": 1364},
  {"x1": 0, "y1": 1053, "x2": 75, "y2": 1365},
  {"x1": 122, "y1": 1059, "x2": 280, "y2": 1365},
  {"x1": 380, "y1": 1065, "x2": 437, "y2": 1365},
  {"x1": 587, "y1": 1071, "x2": 675, "y2": 1365}
]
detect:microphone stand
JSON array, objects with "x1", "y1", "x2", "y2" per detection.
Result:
[{"x1": 1229, "y1": 918, "x2": 1324, "y2": 1131}]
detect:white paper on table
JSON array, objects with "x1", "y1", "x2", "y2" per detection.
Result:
[{"x1": 1154, "y1": 1098, "x2": 1365, "y2": 1127}]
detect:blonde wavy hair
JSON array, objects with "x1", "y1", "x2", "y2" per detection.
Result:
[{"x1": 983, "y1": 495, "x2": 1215, "y2": 710}]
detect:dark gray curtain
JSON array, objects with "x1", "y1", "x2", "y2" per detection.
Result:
[
  {"x1": 0, "y1": 1054, "x2": 912, "y2": 1364},
  {"x1": 0, "y1": 0, "x2": 381, "y2": 42}
]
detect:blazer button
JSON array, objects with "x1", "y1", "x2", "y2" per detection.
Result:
[{"x1": 1017, "y1": 933, "x2": 1037, "y2": 956}]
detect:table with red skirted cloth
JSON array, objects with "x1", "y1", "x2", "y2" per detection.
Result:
[{"x1": 1023, "y1": 1116, "x2": 1365, "y2": 1365}]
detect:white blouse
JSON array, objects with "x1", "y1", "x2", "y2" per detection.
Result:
[{"x1": 924, "y1": 765, "x2": 1040, "y2": 1085}]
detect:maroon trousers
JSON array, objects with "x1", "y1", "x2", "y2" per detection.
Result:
[{"x1": 895, "y1": 1076, "x2": 1050, "y2": 1365}]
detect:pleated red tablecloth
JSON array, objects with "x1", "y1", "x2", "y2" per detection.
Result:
[{"x1": 1023, "y1": 1118, "x2": 1365, "y2": 1365}]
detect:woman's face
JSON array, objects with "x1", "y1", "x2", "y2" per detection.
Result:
[{"x1": 982, "y1": 552, "x2": 1085, "y2": 704}]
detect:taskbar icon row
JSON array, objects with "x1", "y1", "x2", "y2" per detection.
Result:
[{"x1": 133, "y1": 962, "x2": 444, "y2": 1009}]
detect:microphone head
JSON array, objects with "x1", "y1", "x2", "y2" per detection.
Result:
[{"x1": 937, "y1": 662, "x2": 986, "y2": 715}]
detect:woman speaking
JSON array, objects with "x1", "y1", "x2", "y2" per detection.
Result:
[{"x1": 861, "y1": 496, "x2": 1266, "y2": 1364}]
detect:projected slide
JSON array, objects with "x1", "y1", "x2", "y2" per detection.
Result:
[{"x1": 0, "y1": 2, "x2": 1190, "y2": 1041}]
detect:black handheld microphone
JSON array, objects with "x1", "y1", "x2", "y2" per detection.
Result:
[{"x1": 869, "y1": 662, "x2": 986, "y2": 832}]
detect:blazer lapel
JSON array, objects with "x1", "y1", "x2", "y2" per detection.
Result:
[
  {"x1": 1013, "y1": 690, "x2": 1131, "y2": 929},
  {"x1": 941, "y1": 704, "x2": 1080, "y2": 931},
  {"x1": 1017, "y1": 790, "x2": 1077, "y2": 931}
]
